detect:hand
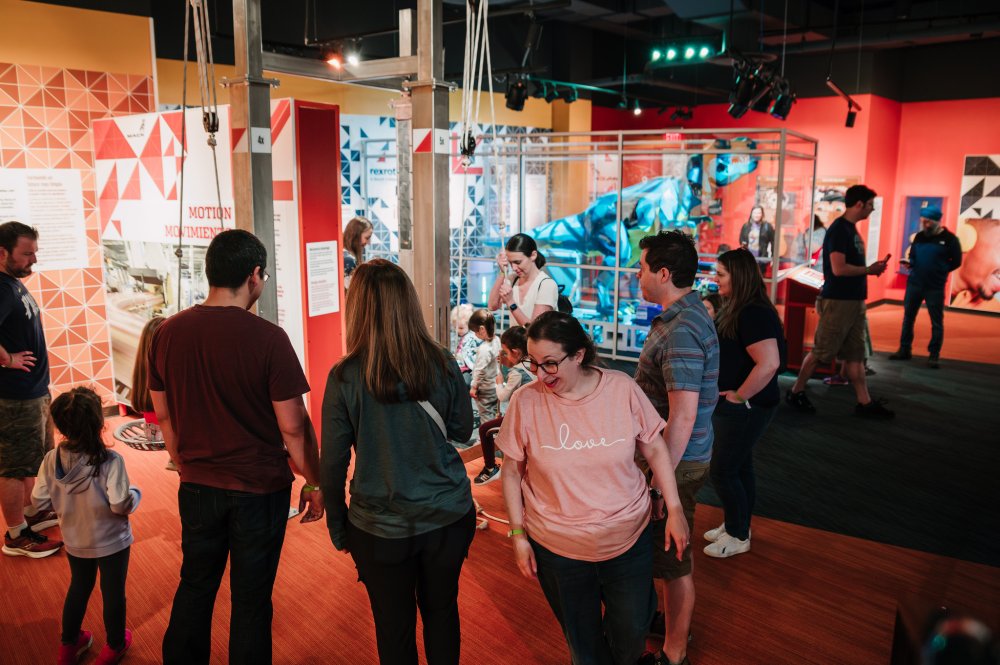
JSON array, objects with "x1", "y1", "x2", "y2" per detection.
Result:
[
  {"x1": 498, "y1": 282, "x2": 514, "y2": 305},
  {"x1": 2, "y1": 350, "x2": 36, "y2": 372},
  {"x1": 721, "y1": 391, "x2": 744, "y2": 405},
  {"x1": 665, "y1": 510, "x2": 690, "y2": 561},
  {"x1": 866, "y1": 260, "x2": 888, "y2": 277},
  {"x1": 470, "y1": 387, "x2": 478, "y2": 398},
  {"x1": 298, "y1": 487, "x2": 325, "y2": 523},
  {"x1": 496, "y1": 251, "x2": 509, "y2": 270},
  {"x1": 511, "y1": 536, "x2": 537, "y2": 579}
]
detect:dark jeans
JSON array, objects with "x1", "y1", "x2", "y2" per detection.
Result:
[
  {"x1": 478, "y1": 416, "x2": 503, "y2": 468},
  {"x1": 63, "y1": 547, "x2": 130, "y2": 649},
  {"x1": 163, "y1": 483, "x2": 291, "y2": 665},
  {"x1": 710, "y1": 399, "x2": 777, "y2": 541},
  {"x1": 531, "y1": 523, "x2": 656, "y2": 665},
  {"x1": 347, "y1": 508, "x2": 477, "y2": 665},
  {"x1": 899, "y1": 285, "x2": 945, "y2": 355}
]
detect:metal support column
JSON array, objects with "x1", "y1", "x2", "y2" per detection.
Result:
[
  {"x1": 406, "y1": 0, "x2": 451, "y2": 344},
  {"x1": 228, "y1": 0, "x2": 279, "y2": 323}
]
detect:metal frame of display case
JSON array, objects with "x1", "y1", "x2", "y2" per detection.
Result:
[{"x1": 360, "y1": 127, "x2": 818, "y2": 363}]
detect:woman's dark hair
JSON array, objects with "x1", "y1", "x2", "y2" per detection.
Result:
[
  {"x1": 205, "y1": 229, "x2": 267, "y2": 290},
  {"x1": 50, "y1": 387, "x2": 109, "y2": 477},
  {"x1": 130, "y1": 316, "x2": 165, "y2": 413},
  {"x1": 813, "y1": 215, "x2": 825, "y2": 230},
  {"x1": 526, "y1": 311, "x2": 597, "y2": 366},
  {"x1": 506, "y1": 233, "x2": 546, "y2": 268},
  {"x1": 468, "y1": 309, "x2": 495, "y2": 338},
  {"x1": 747, "y1": 205, "x2": 766, "y2": 224},
  {"x1": 715, "y1": 248, "x2": 780, "y2": 339},
  {"x1": 702, "y1": 293, "x2": 723, "y2": 315},
  {"x1": 500, "y1": 325, "x2": 528, "y2": 355}
]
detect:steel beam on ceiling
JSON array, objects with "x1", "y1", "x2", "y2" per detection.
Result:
[{"x1": 261, "y1": 51, "x2": 418, "y2": 84}]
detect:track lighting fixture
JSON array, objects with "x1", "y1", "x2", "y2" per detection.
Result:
[
  {"x1": 505, "y1": 75, "x2": 528, "y2": 111},
  {"x1": 826, "y1": 77, "x2": 862, "y2": 128},
  {"x1": 670, "y1": 107, "x2": 693, "y2": 122},
  {"x1": 728, "y1": 56, "x2": 796, "y2": 121}
]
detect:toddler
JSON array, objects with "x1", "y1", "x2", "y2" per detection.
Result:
[
  {"x1": 468, "y1": 309, "x2": 500, "y2": 424},
  {"x1": 450, "y1": 303, "x2": 481, "y2": 383},
  {"x1": 33, "y1": 387, "x2": 140, "y2": 665}
]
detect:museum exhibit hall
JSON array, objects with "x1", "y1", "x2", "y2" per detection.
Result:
[{"x1": 0, "y1": 0, "x2": 998, "y2": 663}]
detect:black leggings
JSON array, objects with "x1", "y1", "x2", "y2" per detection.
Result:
[{"x1": 63, "y1": 547, "x2": 130, "y2": 649}]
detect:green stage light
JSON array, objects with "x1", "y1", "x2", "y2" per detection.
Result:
[
  {"x1": 699, "y1": 46, "x2": 711, "y2": 58},
  {"x1": 666, "y1": 48, "x2": 678, "y2": 60},
  {"x1": 684, "y1": 47, "x2": 695, "y2": 60},
  {"x1": 652, "y1": 49, "x2": 662, "y2": 62}
]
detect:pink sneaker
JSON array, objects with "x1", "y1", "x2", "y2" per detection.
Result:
[
  {"x1": 95, "y1": 629, "x2": 132, "y2": 665},
  {"x1": 822, "y1": 374, "x2": 849, "y2": 386},
  {"x1": 58, "y1": 630, "x2": 93, "y2": 665}
]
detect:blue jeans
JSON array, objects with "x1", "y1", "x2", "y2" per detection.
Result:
[
  {"x1": 163, "y1": 483, "x2": 291, "y2": 665},
  {"x1": 531, "y1": 524, "x2": 656, "y2": 665},
  {"x1": 899, "y1": 285, "x2": 945, "y2": 355},
  {"x1": 709, "y1": 399, "x2": 777, "y2": 541}
]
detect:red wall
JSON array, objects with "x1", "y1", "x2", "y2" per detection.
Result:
[{"x1": 593, "y1": 96, "x2": 1000, "y2": 303}]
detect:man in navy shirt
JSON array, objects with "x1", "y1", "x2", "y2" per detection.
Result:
[
  {"x1": 0, "y1": 221, "x2": 62, "y2": 558},
  {"x1": 786, "y1": 185, "x2": 894, "y2": 418},
  {"x1": 889, "y1": 205, "x2": 962, "y2": 368}
]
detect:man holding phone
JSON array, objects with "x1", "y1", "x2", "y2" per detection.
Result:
[{"x1": 787, "y1": 185, "x2": 895, "y2": 418}]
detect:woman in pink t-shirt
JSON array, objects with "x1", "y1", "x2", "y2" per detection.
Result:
[{"x1": 497, "y1": 312, "x2": 689, "y2": 665}]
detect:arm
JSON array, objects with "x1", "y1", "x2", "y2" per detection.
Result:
[
  {"x1": 948, "y1": 235, "x2": 963, "y2": 271},
  {"x1": 0, "y1": 343, "x2": 36, "y2": 372},
  {"x1": 496, "y1": 369, "x2": 524, "y2": 404},
  {"x1": 30, "y1": 455, "x2": 53, "y2": 512},
  {"x1": 662, "y1": 390, "x2": 699, "y2": 466},
  {"x1": 724, "y1": 338, "x2": 781, "y2": 403},
  {"x1": 273, "y1": 396, "x2": 324, "y2": 523},
  {"x1": 636, "y1": 433, "x2": 690, "y2": 559},
  {"x1": 501, "y1": 458, "x2": 537, "y2": 579},
  {"x1": 829, "y1": 251, "x2": 886, "y2": 277},
  {"x1": 487, "y1": 274, "x2": 508, "y2": 311},
  {"x1": 470, "y1": 346, "x2": 488, "y2": 392},
  {"x1": 150, "y1": 390, "x2": 178, "y2": 464},
  {"x1": 320, "y1": 374, "x2": 354, "y2": 550},
  {"x1": 106, "y1": 455, "x2": 140, "y2": 515}
]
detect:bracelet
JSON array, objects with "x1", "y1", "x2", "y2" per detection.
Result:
[
  {"x1": 730, "y1": 392, "x2": 751, "y2": 409},
  {"x1": 507, "y1": 528, "x2": 525, "y2": 538},
  {"x1": 302, "y1": 483, "x2": 321, "y2": 493}
]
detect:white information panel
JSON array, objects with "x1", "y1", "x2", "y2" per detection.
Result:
[
  {"x1": 0, "y1": 169, "x2": 87, "y2": 271},
  {"x1": 305, "y1": 240, "x2": 340, "y2": 317}
]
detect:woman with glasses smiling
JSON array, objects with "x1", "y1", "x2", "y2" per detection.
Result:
[{"x1": 496, "y1": 311, "x2": 689, "y2": 665}]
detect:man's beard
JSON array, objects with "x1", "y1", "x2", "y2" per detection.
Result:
[{"x1": 4, "y1": 260, "x2": 31, "y2": 278}]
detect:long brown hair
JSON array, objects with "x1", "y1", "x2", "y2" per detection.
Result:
[
  {"x1": 51, "y1": 387, "x2": 108, "y2": 476},
  {"x1": 344, "y1": 216, "x2": 373, "y2": 263},
  {"x1": 130, "y1": 316, "x2": 165, "y2": 412},
  {"x1": 334, "y1": 259, "x2": 449, "y2": 402},
  {"x1": 715, "y1": 248, "x2": 779, "y2": 339}
]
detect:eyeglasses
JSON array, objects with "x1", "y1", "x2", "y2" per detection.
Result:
[
  {"x1": 259, "y1": 267, "x2": 270, "y2": 282},
  {"x1": 522, "y1": 354, "x2": 570, "y2": 375}
]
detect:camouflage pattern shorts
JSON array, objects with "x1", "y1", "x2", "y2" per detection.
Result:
[{"x1": 0, "y1": 395, "x2": 52, "y2": 478}]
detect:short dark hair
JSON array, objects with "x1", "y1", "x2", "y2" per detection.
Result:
[
  {"x1": 205, "y1": 229, "x2": 267, "y2": 290},
  {"x1": 844, "y1": 185, "x2": 876, "y2": 208},
  {"x1": 638, "y1": 230, "x2": 698, "y2": 288},
  {"x1": 500, "y1": 325, "x2": 528, "y2": 355},
  {"x1": 0, "y1": 222, "x2": 38, "y2": 253},
  {"x1": 527, "y1": 311, "x2": 597, "y2": 366},
  {"x1": 506, "y1": 233, "x2": 546, "y2": 268},
  {"x1": 468, "y1": 308, "x2": 495, "y2": 338}
]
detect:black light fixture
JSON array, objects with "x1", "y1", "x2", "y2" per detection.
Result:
[
  {"x1": 845, "y1": 108, "x2": 857, "y2": 127},
  {"x1": 544, "y1": 85, "x2": 560, "y2": 103},
  {"x1": 728, "y1": 60, "x2": 759, "y2": 119},
  {"x1": 769, "y1": 81, "x2": 795, "y2": 120},
  {"x1": 826, "y1": 77, "x2": 863, "y2": 128},
  {"x1": 505, "y1": 75, "x2": 527, "y2": 111},
  {"x1": 670, "y1": 107, "x2": 693, "y2": 122},
  {"x1": 559, "y1": 87, "x2": 579, "y2": 103}
]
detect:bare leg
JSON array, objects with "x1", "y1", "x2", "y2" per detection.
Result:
[
  {"x1": 791, "y1": 352, "x2": 821, "y2": 393},
  {"x1": 1, "y1": 477, "x2": 27, "y2": 530},
  {"x1": 659, "y1": 574, "x2": 695, "y2": 664},
  {"x1": 844, "y1": 361, "x2": 871, "y2": 404}
]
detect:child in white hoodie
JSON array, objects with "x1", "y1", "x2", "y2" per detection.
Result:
[
  {"x1": 33, "y1": 387, "x2": 140, "y2": 665},
  {"x1": 468, "y1": 309, "x2": 501, "y2": 424}
]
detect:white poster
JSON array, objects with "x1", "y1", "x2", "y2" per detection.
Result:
[
  {"x1": 866, "y1": 196, "x2": 884, "y2": 264},
  {"x1": 305, "y1": 241, "x2": 340, "y2": 317},
  {"x1": 0, "y1": 169, "x2": 87, "y2": 271}
]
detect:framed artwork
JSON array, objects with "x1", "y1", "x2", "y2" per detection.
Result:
[
  {"x1": 949, "y1": 155, "x2": 1000, "y2": 312},
  {"x1": 899, "y1": 196, "x2": 944, "y2": 274}
]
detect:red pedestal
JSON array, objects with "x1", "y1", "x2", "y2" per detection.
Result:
[{"x1": 783, "y1": 270, "x2": 836, "y2": 376}]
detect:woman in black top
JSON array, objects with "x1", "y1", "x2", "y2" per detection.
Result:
[
  {"x1": 321, "y1": 259, "x2": 475, "y2": 665},
  {"x1": 704, "y1": 249, "x2": 785, "y2": 559}
]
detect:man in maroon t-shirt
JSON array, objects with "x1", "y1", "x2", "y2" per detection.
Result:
[{"x1": 149, "y1": 229, "x2": 324, "y2": 665}]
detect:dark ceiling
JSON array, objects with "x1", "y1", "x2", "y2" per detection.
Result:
[{"x1": 36, "y1": 0, "x2": 1000, "y2": 108}]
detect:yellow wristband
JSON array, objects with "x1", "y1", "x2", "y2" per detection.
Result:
[
  {"x1": 303, "y1": 484, "x2": 320, "y2": 492},
  {"x1": 507, "y1": 528, "x2": 525, "y2": 538}
]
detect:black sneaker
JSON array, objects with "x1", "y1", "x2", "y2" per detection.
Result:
[
  {"x1": 473, "y1": 465, "x2": 501, "y2": 486},
  {"x1": 855, "y1": 398, "x2": 895, "y2": 419},
  {"x1": 785, "y1": 390, "x2": 816, "y2": 413},
  {"x1": 888, "y1": 349, "x2": 912, "y2": 360},
  {"x1": 927, "y1": 354, "x2": 940, "y2": 369},
  {"x1": 637, "y1": 652, "x2": 690, "y2": 665}
]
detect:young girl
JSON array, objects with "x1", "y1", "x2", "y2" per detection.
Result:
[
  {"x1": 130, "y1": 316, "x2": 175, "y2": 471},
  {"x1": 468, "y1": 309, "x2": 501, "y2": 425},
  {"x1": 450, "y1": 303, "x2": 480, "y2": 384},
  {"x1": 473, "y1": 326, "x2": 534, "y2": 486},
  {"x1": 32, "y1": 387, "x2": 140, "y2": 665}
]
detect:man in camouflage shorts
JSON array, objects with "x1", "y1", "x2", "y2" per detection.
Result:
[{"x1": 0, "y1": 221, "x2": 61, "y2": 558}]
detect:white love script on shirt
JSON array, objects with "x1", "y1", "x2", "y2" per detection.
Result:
[{"x1": 541, "y1": 423, "x2": 626, "y2": 452}]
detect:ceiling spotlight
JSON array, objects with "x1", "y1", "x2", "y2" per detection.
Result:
[
  {"x1": 633, "y1": 99, "x2": 642, "y2": 116},
  {"x1": 652, "y1": 49, "x2": 662, "y2": 62},
  {"x1": 684, "y1": 46, "x2": 696, "y2": 60},
  {"x1": 846, "y1": 108, "x2": 857, "y2": 127},
  {"x1": 699, "y1": 46, "x2": 711, "y2": 58},
  {"x1": 346, "y1": 53, "x2": 360, "y2": 66},
  {"x1": 559, "y1": 87, "x2": 579, "y2": 103},
  {"x1": 750, "y1": 77, "x2": 775, "y2": 113},
  {"x1": 666, "y1": 47, "x2": 678, "y2": 61},
  {"x1": 769, "y1": 83, "x2": 795, "y2": 120},
  {"x1": 544, "y1": 85, "x2": 560, "y2": 103},
  {"x1": 728, "y1": 62, "x2": 758, "y2": 118},
  {"x1": 671, "y1": 107, "x2": 693, "y2": 122},
  {"x1": 505, "y1": 76, "x2": 527, "y2": 111},
  {"x1": 326, "y1": 54, "x2": 343, "y2": 69}
]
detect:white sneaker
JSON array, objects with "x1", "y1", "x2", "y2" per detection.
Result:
[
  {"x1": 703, "y1": 523, "x2": 727, "y2": 542},
  {"x1": 703, "y1": 533, "x2": 751, "y2": 558}
]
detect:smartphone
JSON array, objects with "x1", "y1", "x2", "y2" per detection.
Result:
[{"x1": 882, "y1": 253, "x2": 891, "y2": 264}]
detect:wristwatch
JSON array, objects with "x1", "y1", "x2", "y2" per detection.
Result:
[
  {"x1": 509, "y1": 303, "x2": 518, "y2": 312},
  {"x1": 649, "y1": 488, "x2": 663, "y2": 500}
]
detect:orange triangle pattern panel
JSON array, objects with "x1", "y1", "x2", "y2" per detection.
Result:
[{"x1": 0, "y1": 62, "x2": 154, "y2": 401}]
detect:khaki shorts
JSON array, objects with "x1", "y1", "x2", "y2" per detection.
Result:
[
  {"x1": 811, "y1": 298, "x2": 867, "y2": 363},
  {"x1": 652, "y1": 459, "x2": 709, "y2": 581},
  {"x1": 0, "y1": 395, "x2": 52, "y2": 478}
]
